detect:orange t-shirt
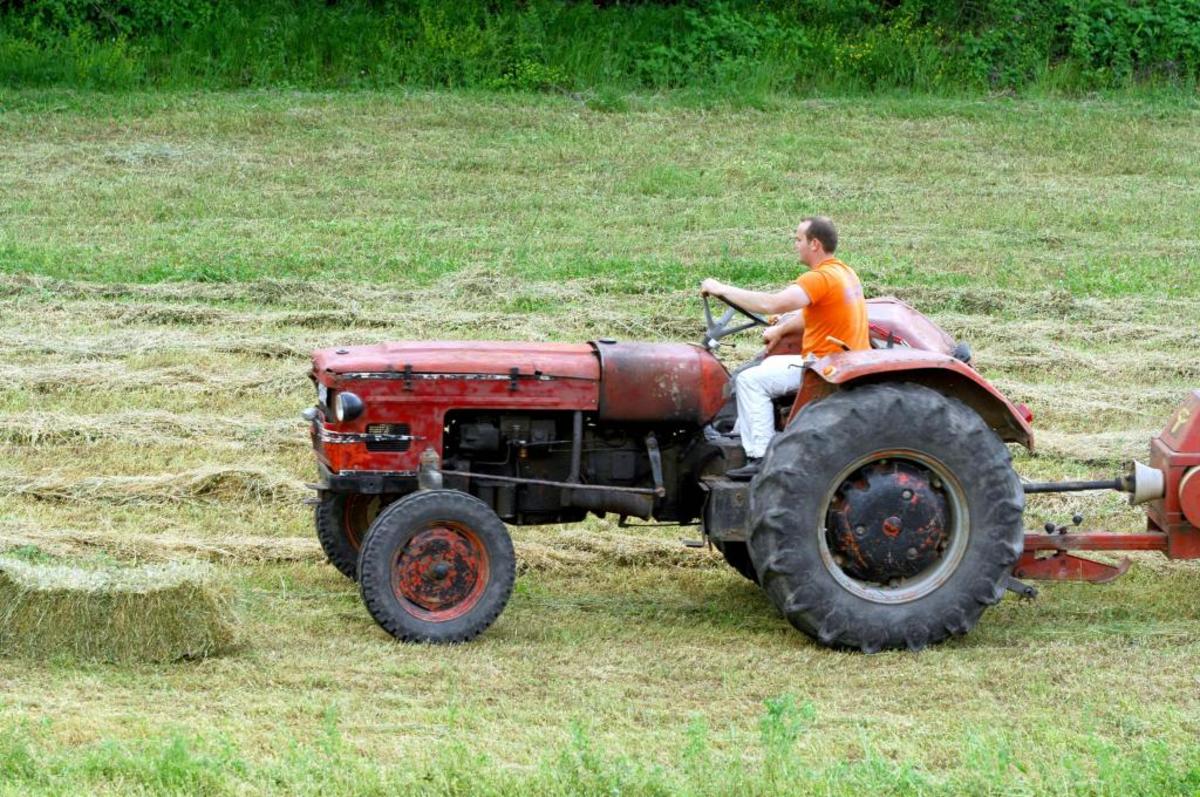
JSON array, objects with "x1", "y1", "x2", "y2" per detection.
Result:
[{"x1": 795, "y1": 258, "x2": 870, "y2": 358}]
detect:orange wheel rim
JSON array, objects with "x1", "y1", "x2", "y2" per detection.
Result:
[{"x1": 390, "y1": 521, "x2": 490, "y2": 622}]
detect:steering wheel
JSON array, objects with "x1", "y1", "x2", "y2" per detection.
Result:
[{"x1": 701, "y1": 293, "x2": 769, "y2": 350}]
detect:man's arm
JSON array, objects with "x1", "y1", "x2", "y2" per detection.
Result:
[
  {"x1": 762, "y1": 310, "x2": 805, "y2": 348},
  {"x1": 700, "y1": 279, "x2": 810, "y2": 315}
]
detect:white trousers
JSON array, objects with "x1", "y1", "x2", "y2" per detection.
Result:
[{"x1": 733, "y1": 355, "x2": 808, "y2": 459}]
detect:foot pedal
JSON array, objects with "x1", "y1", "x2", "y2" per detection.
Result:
[{"x1": 681, "y1": 539, "x2": 706, "y2": 548}]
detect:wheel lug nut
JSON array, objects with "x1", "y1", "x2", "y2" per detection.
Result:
[
  {"x1": 901, "y1": 489, "x2": 913, "y2": 500},
  {"x1": 906, "y1": 547, "x2": 917, "y2": 560},
  {"x1": 854, "y1": 525, "x2": 866, "y2": 537}
]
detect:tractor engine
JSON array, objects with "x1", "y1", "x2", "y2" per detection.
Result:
[
  {"x1": 441, "y1": 411, "x2": 711, "y2": 525},
  {"x1": 308, "y1": 340, "x2": 733, "y2": 528}
]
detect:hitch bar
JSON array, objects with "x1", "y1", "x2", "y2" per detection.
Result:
[
  {"x1": 1015, "y1": 461, "x2": 1171, "y2": 584},
  {"x1": 1021, "y1": 478, "x2": 1123, "y2": 494},
  {"x1": 1020, "y1": 461, "x2": 1165, "y2": 506}
]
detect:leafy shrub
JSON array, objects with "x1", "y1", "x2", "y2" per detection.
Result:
[{"x1": 0, "y1": 0, "x2": 1197, "y2": 93}]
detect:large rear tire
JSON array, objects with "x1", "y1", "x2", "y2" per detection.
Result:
[
  {"x1": 358, "y1": 490, "x2": 515, "y2": 644},
  {"x1": 747, "y1": 383, "x2": 1024, "y2": 652}
]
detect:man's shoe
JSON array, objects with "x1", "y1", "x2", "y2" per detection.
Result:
[{"x1": 726, "y1": 458, "x2": 762, "y2": 481}]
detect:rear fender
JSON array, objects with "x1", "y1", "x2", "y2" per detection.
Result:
[{"x1": 785, "y1": 348, "x2": 1034, "y2": 450}]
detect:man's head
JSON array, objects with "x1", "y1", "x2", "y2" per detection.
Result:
[{"x1": 793, "y1": 216, "x2": 837, "y2": 268}]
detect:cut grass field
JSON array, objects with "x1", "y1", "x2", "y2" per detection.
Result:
[{"x1": 1, "y1": 89, "x2": 1200, "y2": 794}]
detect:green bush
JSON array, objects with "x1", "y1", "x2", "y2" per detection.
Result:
[{"x1": 0, "y1": 0, "x2": 1197, "y2": 94}]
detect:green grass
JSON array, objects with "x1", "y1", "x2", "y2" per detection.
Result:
[
  {"x1": 1, "y1": 90, "x2": 1199, "y2": 296},
  {"x1": 2, "y1": 89, "x2": 1200, "y2": 793},
  {"x1": 3, "y1": 696, "x2": 1199, "y2": 795}
]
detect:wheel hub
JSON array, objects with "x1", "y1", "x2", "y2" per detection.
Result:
[
  {"x1": 394, "y1": 525, "x2": 484, "y2": 613},
  {"x1": 826, "y1": 460, "x2": 949, "y2": 584}
]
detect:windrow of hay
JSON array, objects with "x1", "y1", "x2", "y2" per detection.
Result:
[
  {"x1": 0, "y1": 273, "x2": 336, "y2": 308},
  {"x1": 1034, "y1": 429, "x2": 1160, "y2": 467},
  {"x1": 993, "y1": 378, "x2": 1189, "y2": 429},
  {"x1": 0, "y1": 410, "x2": 301, "y2": 450},
  {"x1": 5, "y1": 330, "x2": 311, "y2": 363},
  {"x1": 0, "y1": 466, "x2": 308, "y2": 506},
  {"x1": 97, "y1": 306, "x2": 398, "y2": 332},
  {"x1": 0, "y1": 522, "x2": 321, "y2": 565},
  {"x1": 6, "y1": 272, "x2": 1199, "y2": 321},
  {"x1": 0, "y1": 361, "x2": 300, "y2": 397},
  {"x1": 0, "y1": 554, "x2": 236, "y2": 663}
]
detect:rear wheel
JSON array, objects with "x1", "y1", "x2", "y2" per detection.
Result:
[
  {"x1": 748, "y1": 383, "x2": 1024, "y2": 652},
  {"x1": 315, "y1": 493, "x2": 388, "y2": 580},
  {"x1": 358, "y1": 490, "x2": 515, "y2": 643}
]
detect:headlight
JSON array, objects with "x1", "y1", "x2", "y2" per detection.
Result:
[
  {"x1": 317, "y1": 383, "x2": 328, "y2": 406},
  {"x1": 333, "y1": 391, "x2": 364, "y2": 422}
]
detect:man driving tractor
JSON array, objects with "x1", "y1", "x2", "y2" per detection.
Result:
[{"x1": 700, "y1": 216, "x2": 870, "y2": 480}]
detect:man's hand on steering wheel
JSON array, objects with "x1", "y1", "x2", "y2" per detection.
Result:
[
  {"x1": 700, "y1": 278, "x2": 725, "y2": 298},
  {"x1": 699, "y1": 281, "x2": 769, "y2": 350}
]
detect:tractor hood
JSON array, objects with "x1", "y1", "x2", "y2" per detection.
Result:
[{"x1": 312, "y1": 341, "x2": 600, "y2": 381}]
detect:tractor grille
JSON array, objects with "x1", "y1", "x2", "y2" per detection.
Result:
[{"x1": 365, "y1": 423, "x2": 412, "y2": 452}]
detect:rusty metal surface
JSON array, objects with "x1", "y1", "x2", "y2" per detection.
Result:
[
  {"x1": 864, "y1": 297, "x2": 957, "y2": 355},
  {"x1": 825, "y1": 460, "x2": 949, "y2": 583},
  {"x1": 784, "y1": 368, "x2": 838, "y2": 426},
  {"x1": 594, "y1": 341, "x2": 729, "y2": 424},
  {"x1": 1181, "y1": 467, "x2": 1200, "y2": 528},
  {"x1": 815, "y1": 449, "x2": 970, "y2": 605},
  {"x1": 1013, "y1": 551, "x2": 1131, "y2": 583},
  {"x1": 1145, "y1": 392, "x2": 1200, "y2": 557},
  {"x1": 310, "y1": 356, "x2": 600, "y2": 475},
  {"x1": 803, "y1": 347, "x2": 1035, "y2": 449},
  {"x1": 1161, "y1": 390, "x2": 1200, "y2": 453},
  {"x1": 313, "y1": 341, "x2": 601, "y2": 381},
  {"x1": 1021, "y1": 531, "x2": 1167, "y2": 551},
  {"x1": 341, "y1": 494, "x2": 383, "y2": 550},
  {"x1": 765, "y1": 297, "x2": 958, "y2": 358},
  {"x1": 391, "y1": 522, "x2": 488, "y2": 621}
]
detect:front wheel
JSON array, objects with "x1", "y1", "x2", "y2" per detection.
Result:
[
  {"x1": 315, "y1": 493, "x2": 389, "y2": 580},
  {"x1": 748, "y1": 383, "x2": 1024, "y2": 652},
  {"x1": 358, "y1": 490, "x2": 516, "y2": 643}
]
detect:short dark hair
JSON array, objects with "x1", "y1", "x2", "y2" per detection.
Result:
[{"x1": 801, "y1": 216, "x2": 838, "y2": 253}]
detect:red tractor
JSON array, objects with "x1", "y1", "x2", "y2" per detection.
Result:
[{"x1": 305, "y1": 296, "x2": 1200, "y2": 652}]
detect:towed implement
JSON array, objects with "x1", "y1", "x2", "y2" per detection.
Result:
[{"x1": 304, "y1": 296, "x2": 1200, "y2": 652}]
